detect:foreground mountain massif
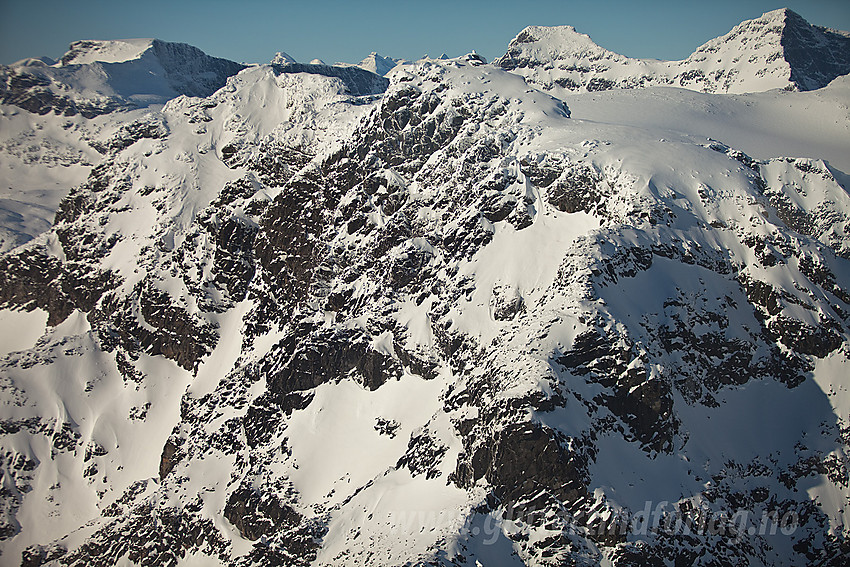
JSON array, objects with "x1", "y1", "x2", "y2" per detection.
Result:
[{"x1": 1, "y1": 8, "x2": 849, "y2": 567}]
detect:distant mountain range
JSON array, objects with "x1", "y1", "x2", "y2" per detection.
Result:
[
  {"x1": 6, "y1": 7, "x2": 846, "y2": 122},
  {"x1": 498, "y1": 8, "x2": 850, "y2": 94}
]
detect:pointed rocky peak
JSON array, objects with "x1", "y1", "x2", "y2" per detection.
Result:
[
  {"x1": 271, "y1": 51, "x2": 296, "y2": 65},
  {"x1": 688, "y1": 7, "x2": 850, "y2": 91},
  {"x1": 689, "y1": 8, "x2": 798, "y2": 59},
  {"x1": 463, "y1": 50, "x2": 487, "y2": 64},
  {"x1": 779, "y1": 9, "x2": 850, "y2": 90}
]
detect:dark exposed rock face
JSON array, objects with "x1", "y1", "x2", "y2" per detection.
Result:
[
  {"x1": 781, "y1": 9, "x2": 850, "y2": 91},
  {"x1": 0, "y1": 247, "x2": 115, "y2": 326},
  {"x1": 93, "y1": 116, "x2": 169, "y2": 155},
  {"x1": 558, "y1": 329, "x2": 677, "y2": 453},
  {"x1": 544, "y1": 163, "x2": 606, "y2": 215},
  {"x1": 146, "y1": 39, "x2": 246, "y2": 98},
  {"x1": 224, "y1": 487, "x2": 302, "y2": 541},
  {"x1": 457, "y1": 422, "x2": 588, "y2": 510},
  {"x1": 261, "y1": 324, "x2": 403, "y2": 397},
  {"x1": 0, "y1": 70, "x2": 129, "y2": 117},
  {"x1": 271, "y1": 62, "x2": 389, "y2": 96},
  {"x1": 45, "y1": 503, "x2": 228, "y2": 567},
  {"x1": 88, "y1": 279, "x2": 218, "y2": 372},
  {"x1": 158, "y1": 439, "x2": 180, "y2": 481}
]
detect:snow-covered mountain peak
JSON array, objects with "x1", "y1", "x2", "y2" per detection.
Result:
[
  {"x1": 58, "y1": 38, "x2": 157, "y2": 66},
  {"x1": 354, "y1": 52, "x2": 406, "y2": 76},
  {"x1": 388, "y1": 55, "x2": 568, "y2": 120},
  {"x1": 9, "y1": 56, "x2": 56, "y2": 68},
  {"x1": 506, "y1": 24, "x2": 626, "y2": 64},
  {"x1": 1, "y1": 38, "x2": 245, "y2": 117},
  {"x1": 498, "y1": 8, "x2": 850, "y2": 94},
  {"x1": 271, "y1": 51, "x2": 296, "y2": 65}
]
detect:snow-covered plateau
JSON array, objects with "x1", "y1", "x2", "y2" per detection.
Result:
[{"x1": 0, "y1": 7, "x2": 849, "y2": 567}]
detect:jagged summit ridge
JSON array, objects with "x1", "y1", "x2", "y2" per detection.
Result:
[
  {"x1": 498, "y1": 8, "x2": 850, "y2": 94},
  {"x1": 1, "y1": 47, "x2": 849, "y2": 566}
]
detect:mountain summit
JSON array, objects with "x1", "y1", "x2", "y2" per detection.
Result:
[
  {"x1": 355, "y1": 52, "x2": 406, "y2": 76},
  {"x1": 0, "y1": 39, "x2": 245, "y2": 116},
  {"x1": 497, "y1": 8, "x2": 850, "y2": 94}
]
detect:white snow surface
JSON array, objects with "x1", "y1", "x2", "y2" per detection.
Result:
[{"x1": 0, "y1": 105, "x2": 147, "y2": 252}]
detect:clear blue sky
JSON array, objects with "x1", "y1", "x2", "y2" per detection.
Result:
[{"x1": 1, "y1": 1, "x2": 848, "y2": 66}]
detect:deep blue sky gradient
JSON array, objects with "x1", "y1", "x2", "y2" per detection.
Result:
[{"x1": 1, "y1": 0, "x2": 848, "y2": 66}]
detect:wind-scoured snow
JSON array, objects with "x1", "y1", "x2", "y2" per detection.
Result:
[{"x1": 58, "y1": 39, "x2": 161, "y2": 66}]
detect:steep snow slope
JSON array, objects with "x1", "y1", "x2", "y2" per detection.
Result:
[
  {"x1": 498, "y1": 8, "x2": 850, "y2": 95},
  {"x1": 0, "y1": 45, "x2": 387, "y2": 253},
  {"x1": 0, "y1": 105, "x2": 150, "y2": 253},
  {"x1": 0, "y1": 39, "x2": 246, "y2": 253},
  {"x1": 0, "y1": 44, "x2": 848, "y2": 567},
  {"x1": 0, "y1": 61, "x2": 383, "y2": 565}
]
